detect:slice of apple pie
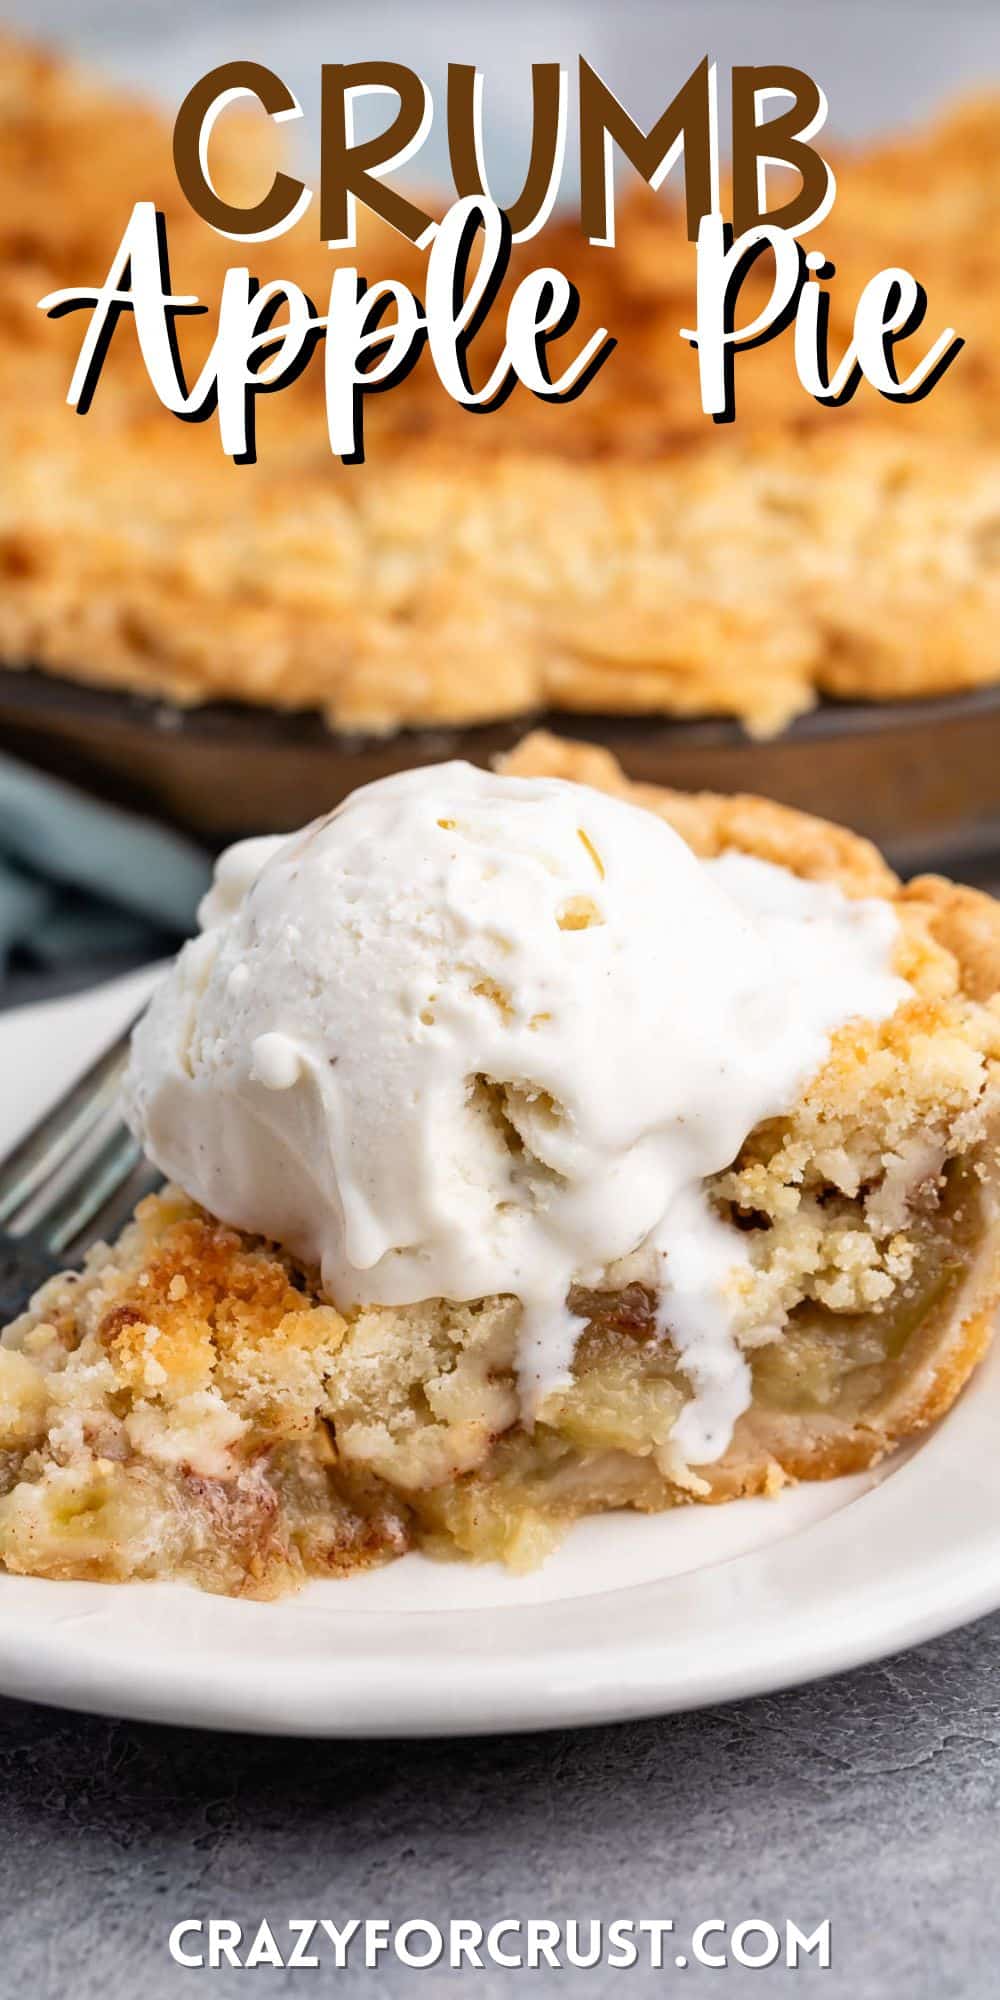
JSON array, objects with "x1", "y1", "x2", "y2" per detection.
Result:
[{"x1": 1, "y1": 732, "x2": 998, "y2": 1597}]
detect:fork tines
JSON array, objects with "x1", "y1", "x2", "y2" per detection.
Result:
[{"x1": 0, "y1": 1016, "x2": 161, "y2": 1318}]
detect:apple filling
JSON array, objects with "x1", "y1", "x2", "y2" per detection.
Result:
[{"x1": 0, "y1": 1110, "x2": 995, "y2": 1598}]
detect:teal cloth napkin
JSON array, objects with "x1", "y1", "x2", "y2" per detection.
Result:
[{"x1": 0, "y1": 754, "x2": 213, "y2": 983}]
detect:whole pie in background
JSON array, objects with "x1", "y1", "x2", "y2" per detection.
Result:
[{"x1": 1, "y1": 33, "x2": 999, "y2": 740}]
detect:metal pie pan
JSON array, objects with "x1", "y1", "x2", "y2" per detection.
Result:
[{"x1": 1, "y1": 663, "x2": 998, "y2": 878}]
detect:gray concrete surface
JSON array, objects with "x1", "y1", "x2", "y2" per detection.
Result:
[{"x1": 1, "y1": 1612, "x2": 998, "y2": 1998}]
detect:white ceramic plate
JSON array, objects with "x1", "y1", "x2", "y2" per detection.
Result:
[{"x1": 2, "y1": 967, "x2": 999, "y2": 1736}]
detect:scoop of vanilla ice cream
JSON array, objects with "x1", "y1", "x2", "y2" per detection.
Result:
[{"x1": 124, "y1": 762, "x2": 907, "y2": 1463}]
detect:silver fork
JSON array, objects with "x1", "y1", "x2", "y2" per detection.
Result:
[{"x1": 0, "y1": 1017, "x2": 161, "y2": 1324}]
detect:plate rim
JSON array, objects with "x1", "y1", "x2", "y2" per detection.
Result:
[
  {"x1": 0, "y1": 1406, "x2": 997, "y2": 1737},
  {"x1": 1, "y1": 971, "x2": 999, "y2": 1737}
]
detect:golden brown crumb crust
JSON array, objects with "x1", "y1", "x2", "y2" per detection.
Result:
[{"x1": 1, "y1": 35, "x2": 999, "y2": 734}]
